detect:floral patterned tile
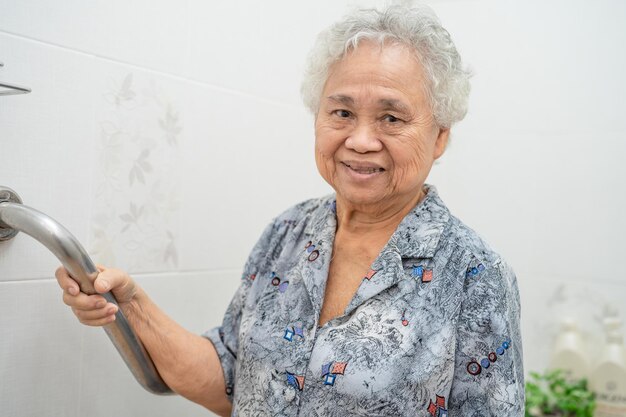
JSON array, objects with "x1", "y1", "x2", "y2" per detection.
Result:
[{"x1": 88, "y1": 65, "x2": 184, "y2": 273}]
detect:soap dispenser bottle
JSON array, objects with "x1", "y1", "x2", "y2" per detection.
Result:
[
  {"x1": 590, "y1": 318, "x2": 626, "y2": 417},
  {"x1": 549, "y1": 318, "x2": 589, "y2": 381}
]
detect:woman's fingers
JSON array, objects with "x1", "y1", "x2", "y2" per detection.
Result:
[
  {"x1": 71, "y1": 303, "x2": 118, "y2": 324},
  {"x1": 61, "y1": 279, "x2": 119, "y2": 326},
  {"x1": 56, "y1": 264, "x2": 137, "y2": 327},
  {"x1": 62, "y1": 289, "x2": 107, "y2": 310},
  {"x1": 55, "y1": 266, "x2": 80, "y2": 295},
  {"x1": 71, "y1": 306, "x2": 118, "y2": 326},
  {"x1": 94, "y1": 268, "x2": 137, "y2": 304},
  {"x1": 56, "y1": 265, "x2": 136, "y2": 303}
]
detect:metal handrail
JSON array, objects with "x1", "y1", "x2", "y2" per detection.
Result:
[{"x1": 0, "y1": 186, "x2": 172, "y2": 394}]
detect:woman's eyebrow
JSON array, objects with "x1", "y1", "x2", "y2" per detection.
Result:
[
  {"x1": 326, "y1": 95, "x2": 411, "y2": 114},
  {"x1": 326, "y1": 94, "x2": 354, "y2": 106},
  {"x1": 378, "y1": 98, "x2": 411, "y2": 114}
]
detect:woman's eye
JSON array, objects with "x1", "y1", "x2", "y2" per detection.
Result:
[
  {"x1": 384, "y1": 114, "x2": 401, "y2": 123},
  {"x1": 333, "y1": 109, "x2": 351, "y2": 118}
]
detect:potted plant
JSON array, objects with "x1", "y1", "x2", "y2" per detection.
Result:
[{"x1": 525, "y1": 369, "x2": 595, "y2": 417}]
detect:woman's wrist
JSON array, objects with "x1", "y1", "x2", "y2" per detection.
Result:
[{"x1": 119, "y1": 286, "x2": 148, "y2": 327}]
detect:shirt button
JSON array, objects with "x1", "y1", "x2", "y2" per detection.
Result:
[
  {"x1": 467, "y1": 361, "x2": 482, "y2": 375},
  {"x1": 225, "y1": 386, "x2": 233, "y2": 395}
]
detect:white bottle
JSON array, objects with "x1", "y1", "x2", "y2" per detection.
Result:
[
  {"x1": 550, "y1": 318, "x2": 590, "y2": 381},
  {"x1": 590, "y1": 318, "x2": 626, "y2": 417}
]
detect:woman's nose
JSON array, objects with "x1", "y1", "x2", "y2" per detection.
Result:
[{"x1": 344, "y1": 122, "x2": 383, "y2": 153}]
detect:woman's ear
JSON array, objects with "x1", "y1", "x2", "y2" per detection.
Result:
[{"x1": 434, "y1": 128, "x2": 450, "y2": 160}]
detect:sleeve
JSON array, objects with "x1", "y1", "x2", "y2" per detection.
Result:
[
  {"x1": 448, "y1": 258, "x2": 525, "y2": 416},
  {"x1": 202, "y1": 218, "x2": 281, "y2": 402}
]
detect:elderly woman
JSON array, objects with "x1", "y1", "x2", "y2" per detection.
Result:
[{"x1": 56, "y1": 4, "x2": 523, "y2": 417}]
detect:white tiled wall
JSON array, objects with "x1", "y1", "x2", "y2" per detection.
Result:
[{"x1": 1, "y1": 0, "x2": 625, "y2": 416}]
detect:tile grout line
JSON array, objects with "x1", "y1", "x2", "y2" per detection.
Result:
[
  {"x1": 0, "y1": 30, "x2": 300, "y2": 110},
  {"x1": 0, "y1": 268, "x2": 243, "y2": 284}
]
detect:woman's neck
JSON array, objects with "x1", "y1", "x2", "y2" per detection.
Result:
[{"x1": 335, "y1": 188, "x2": 425, "y2": 236}]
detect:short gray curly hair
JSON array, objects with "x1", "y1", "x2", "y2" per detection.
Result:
[{"x1": 301, "y1": 3, "x2": 471, "y2": 128}]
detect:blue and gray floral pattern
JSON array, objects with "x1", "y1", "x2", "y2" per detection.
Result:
[{"x1": 205, "y1": 185, "x2": 524, "y2": 416}]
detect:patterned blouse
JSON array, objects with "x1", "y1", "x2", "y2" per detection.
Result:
[{"x1": 204, "y1": 185, "x2": 524, "y2": 417}]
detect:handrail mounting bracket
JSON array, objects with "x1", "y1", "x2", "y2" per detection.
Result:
[{"x1": 0, "y1": 186, "x2": 22, "y2": 241}]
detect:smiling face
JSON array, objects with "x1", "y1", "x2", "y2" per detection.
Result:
[{"x1": 314, "y1": 41, "x2": 449, "y2": 213}]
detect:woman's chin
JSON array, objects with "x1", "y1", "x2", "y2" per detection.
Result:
[{"x1": 335, "y1": 187, "x2": 388, "y2": 209}]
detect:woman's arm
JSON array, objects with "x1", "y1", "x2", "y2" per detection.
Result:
[
  {"x1": 448, "y1": 258, "x2": 524, "y2": 416},
  {"x1": 56, "y1": 266, "x2": 232, "y2": 417}
]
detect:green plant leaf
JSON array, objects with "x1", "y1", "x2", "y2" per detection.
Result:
[{"x1": 525, "y1": 369, "x2": 596, "y2": 417}]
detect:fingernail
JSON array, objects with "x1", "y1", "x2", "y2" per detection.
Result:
[
  {"x1": 96, "y1": 300, "x2": 106, "y2": 308},
  {"x1": 100, "y1": 280, "x2": 110, "y2": 291},
  {"x1": 68, "y1": 287, "x2": 78, "y2": 296},
  {"x1": 107, "y1": 305, "x2": 117, "y2": 315}
]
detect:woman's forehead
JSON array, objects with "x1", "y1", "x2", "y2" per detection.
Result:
[{"x1": 322, "y1": 44, "x2": 429, "y2": 110}]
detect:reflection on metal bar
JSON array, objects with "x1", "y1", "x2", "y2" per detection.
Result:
[
  {"x1": 0, "y1": 186, "x2": 172, "y2": 395},
  {"x1": 0, "y1": 62, "x2": 31, "y2": 96}
]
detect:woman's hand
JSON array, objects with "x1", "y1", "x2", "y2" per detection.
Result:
[
  {"x1": 55, "y1": 264, "x2": 231, "y2": 415},
  {"x1": 55, "y1": 265, "x2": 136, "y2": 326}
]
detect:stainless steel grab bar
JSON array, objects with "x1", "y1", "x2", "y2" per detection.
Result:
[{"x1": 0, "y1": 186, "x2": 172, "y2": 394}]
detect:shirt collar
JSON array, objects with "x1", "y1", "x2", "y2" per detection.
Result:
[
  {"x1": 305, "y1": 184, "x2": 450, "y2": 259},
  {"x1": 388, "y1": 184, "x2": 450, "y2": 259}
]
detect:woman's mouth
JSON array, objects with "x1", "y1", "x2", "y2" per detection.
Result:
[{"x1": 342, "y1": 162, "x2": 385, "y2": 174}]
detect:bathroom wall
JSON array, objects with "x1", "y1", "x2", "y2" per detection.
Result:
[{"x1": 0, "y1": 0, "x2": 624, "y2": 416}]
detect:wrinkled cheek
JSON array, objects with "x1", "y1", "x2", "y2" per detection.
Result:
[
  {"x1": 314, "y1": 148, "x2": 334, "y2": 185},
  {"x1": 391, "y1": 156, "x2": 429, "y2": 192},
  {"x1": 389, "y1": 170, "x2": 408, "y2": 194},
  {"x1": 409, "y1": 156, "x2": 427, "y2": 174}
]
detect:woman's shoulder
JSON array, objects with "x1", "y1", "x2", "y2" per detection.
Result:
[
  {"x1": 269, "y1": 194, "x2": 335, "y2": 229},
  {"x1": 441, "y1": 214, "x2": 518, "y2": 291},
  {"x1": 421, "y1": 186, "x2": 504, "y2": 269},
  {"x1": 244, "y1": 195, "x2": 334, "y2": 271},
  {"x1": 443, "y1": 215, "x2": 500, "y2": 262},
  {"x1": 250, "y1": 195, "x2": 334, "y2": 251}
]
